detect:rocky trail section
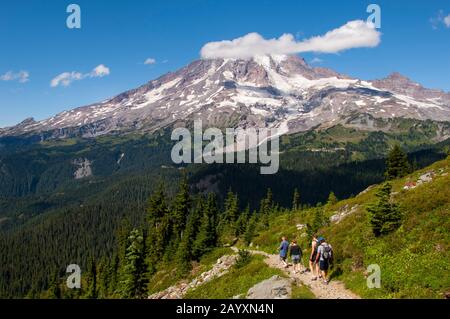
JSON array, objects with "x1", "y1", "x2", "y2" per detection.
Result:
[
  {"x1": 149, "y1": 245, "x2": 360, "y2": 299},
  {"x1": 231, "y1": 247, "x2": 360, "y2": 299}
]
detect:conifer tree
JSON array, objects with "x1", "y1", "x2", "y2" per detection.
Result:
[
  {"x1": 146, "y1": 184, "x2": 171, "y2": 271},
  {"x1": 117, "y1": 218, "x2": 132, "y2": 262},
  {"x1": 385, "y1": 145, "x2": 411, "y2": 180},
  {"x1": 292, "y1": 188, "x2": 300, "y2": 211},
  {"x1": 96, "y1": 258, "x2": 111, "y2": 299},
  {"x1": 147, "y1": 183, "x2": 170, "y2": 226},
  {"x1": 148, "y1": 214, "x2": 172, "y2": 269},
  {"x1": 109, "y1": 253, "x2": 120, "y2": 297},
  {"x1": 192, "y1": 193, "x2": 218, "y2": 258},
  {"x1": 244, "y1": 213, "x2": 258, "y2": 246},
  {"x1": 264, "y1": 188, "x2": 273, "y2": 212},
  {"x1": 326, "y1": 191, "x2": 338, "y2": 206},
  {"x1": 224, "y1": 189, "x2": 239, "y2": 223},
  {"x1": 176, "y1": 200, "x2": 202, "y2": 274},
  {"x1": 219, "y1": 189, "x2": 239, "y2": 238},
  {"x1": 172, "y1": 175, "x2": 191, "y2": 239},
  {"x1": 84, "y1": 257, "x2": 98, "y2": 299},
  {"x1": 235, "y1": 205, "x2": 250, "y2": 236},
  {"x1": 117, "y1": 229, "x2": 148, "y2": 299},
  {"x1": 258, "y1": 188, "x2": 274, "y2": 228},
  {"x1": 367, "y1": 182, "x2": 402, "y2": 236},
  {"x1": 312, "y1": 208, "x2": 325, "y2": 233},
  {"x1": 46, "y1": 272, "x2": 61, "y2": 299}
]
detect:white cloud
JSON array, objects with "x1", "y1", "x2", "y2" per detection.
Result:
[
  {"x1": 51, "y1": 64, "x2": 110, "y2": 87},
  {"x1": 50, "y1": 72, "x2": 83, "y2": 87},
  {"x1": 90, "y1": 64, "x2": 110, "y2": 77},
  {"x1": 0, "y1": 70, "x2": 30, "y2": 83},
  {"x1": 430, "y1": 10, "x2": 450, "y2": 29},
  {"x1": 200, "y1": 20, "x2": 381, "y2": 59},
  {"x1": 444, "y1": 14, "x2": 450, "y2": 27},
  {"x1": 310, "y1": 57, "x2": 323, "y2": 64},
  {"x1": 144, "y1": 58, "x2": 156, "y2": 65}
]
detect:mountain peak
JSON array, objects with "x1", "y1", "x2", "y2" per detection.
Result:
[
  {"x1": 1, "y1": 55, "x2": 449, "y2": 139},
  {"x1": 387, "y1": 72, "x2": 411, "y2": 81}
]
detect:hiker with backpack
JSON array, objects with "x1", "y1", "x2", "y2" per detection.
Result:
[
  {"x1": 289, "y1": 240, "x2": 303, "y2": 274},
  {"x1": 315, "y1": 237, "x2": 333, "y2": 285},
  {"x1": 279, "y1": 236, "x2": 290, "y2": 268},
  {"x1": 309, "y1": 234, "x2": 320, "y2": 280}
]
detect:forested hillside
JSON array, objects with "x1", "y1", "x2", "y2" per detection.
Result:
[
  {"x1": 3, "y1": 147, "x2": 447, "y2": 299},
  {"x1": 0, "y1": 123, "x2": 449, "y2": 298}
]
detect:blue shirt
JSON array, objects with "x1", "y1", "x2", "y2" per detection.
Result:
[{"x1": 279, "y1": 240, "x2": 289, "y2": 257}]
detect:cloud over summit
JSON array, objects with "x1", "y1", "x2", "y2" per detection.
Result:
[{"x1": 200, "y1": 20, "x2": 381, "y2": 59}]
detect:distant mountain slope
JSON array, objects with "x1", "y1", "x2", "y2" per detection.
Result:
[{"x1": 1, "y1": 55, "x2": 449, "y2": 140}]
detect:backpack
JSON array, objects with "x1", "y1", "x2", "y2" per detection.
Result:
[{"x1": 321, "y1": 243, "x2": 333, "y2": 262}]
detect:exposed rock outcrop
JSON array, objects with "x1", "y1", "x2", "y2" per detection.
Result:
[
  {"x1": 73, "y1": 158, "x2": 93, "y2": 179},
  {"x1": 246, "y1": 275, "x2": 293, "y2": 299}
]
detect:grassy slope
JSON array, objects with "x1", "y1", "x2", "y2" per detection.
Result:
[
  {"x1": 249, "y1": 156, "x2": 450, "y2": 299},
  {"x1": 148, "y1": 247, "x2": 233, "y2": 295},
  {"x1": 184, "y1": 255, "x2": 285, "y2": 299}
]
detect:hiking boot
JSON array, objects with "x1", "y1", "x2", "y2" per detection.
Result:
[
  {"x1": 311, "y1": 277, "x2": 317, "y2": 281},
  {"x1": 324, "y1": 280, "x2": 329, "y2": 285}
]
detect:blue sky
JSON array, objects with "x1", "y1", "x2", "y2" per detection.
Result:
[{"x1": 1, "y1": 0, "x2": 449, "y2": 128}]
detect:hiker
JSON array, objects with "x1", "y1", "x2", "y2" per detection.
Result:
[
  {"x1": 309, "y1": 234, "x2": 319, "y2": 280},
  {"x1": 315, "y1": 237, "x2": 333, "y2": 285},
  {"x1": 289, "y1": 240, "x2": 303, "y2": 274},
  {"x1": 279, "y1": 236, "x2": 290, "y2": 268}
]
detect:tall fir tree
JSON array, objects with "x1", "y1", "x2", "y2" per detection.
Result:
[
  {"x1": 171, "y1": 175, "x2": 191, "y2": 240},
  {"x1": 292, "y1": 188, "x2": 300, "y2": 211},
  {"x1": 224, "y1": 189, "x2": 239, "y2": 223},
  {"x1": 385, "y1": 145, "x2": 411, "y2": 180},
  {"x1": 235, "y1": 204, "x2": 250, "y2": 236},
  {"x1": 312, "y1": 208, "x2": 325, "y2": 233},
  {"x1": 367, "y1": 182, "x2": 402, "y2": 236},
  {"x1": 259, "y1": 188, "x2": 274, "y2": 228},
  {"x1": 146, "y1": 184, "x2": 171, "y2": 272},
  {"x1": 147, "y1": 183, "x2": 170, "y2": 226},
  {"x1": 96, "y1": 258, "x2": 111, "y2": 299},
  {"x1": 46, "y1": 272, "x2": 61, "y2": 299},
  {"x1": 117, "y1": 229, "x2": 148, "y2": 299},
  {"x1": 219, "y1": 189, "x2": 239, "y2": 238},
  {"x1": 109, "y1": 253, "x2": 120, "y2": 297},
  {"x1": 244, "y1": 213, "x2": 258, "y2": 246},
  {"x1": 117, "y1": 218, "x2": 132, "y2": 263},
  {"x1": 84, "y1": 257, "x2": 98, "y2": 299},
  {"x1": 147, "y1": 214, "x2": 172, "y2": 273},
  {"x1": 192, "y1": 193, "x2": 218, "y2": 258},
  {"x1": 176, "y1": 198, "x2": 203, "y2": 274},
  {"x1": 326, "y1": 191, "x2": 338, "y2": 206}
]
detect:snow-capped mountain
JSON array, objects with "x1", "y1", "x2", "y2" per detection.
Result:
[{"x1": 2, "y1": 55, "x2": 450, "y2": 139}]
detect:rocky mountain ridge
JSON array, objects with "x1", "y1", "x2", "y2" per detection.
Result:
[{"x1": 2, "y1": 55, "x2": 449, "y2": 140}]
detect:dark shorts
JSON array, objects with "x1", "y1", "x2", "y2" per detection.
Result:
[
  {"x1": 292, "y1": 255, "x2": 301, "y2": 264},
  {"x1": 319, "y1": 260, "x2": 329, "y2": 271},
  {"x1": 310, "y1": 252, "x2": 317, "y2": 262}
]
